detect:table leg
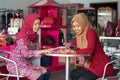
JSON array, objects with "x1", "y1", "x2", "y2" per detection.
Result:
[{"x1": 66, "y1": 57, "x2": 69, "y2": 80}]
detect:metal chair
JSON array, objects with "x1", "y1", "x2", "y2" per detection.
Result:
[
  {"x1": 0, "y1": 50, "x2": 24, "y2": 80},
  {"x1": 101, "y1": 58, "x2": 120, "y2": 80}
]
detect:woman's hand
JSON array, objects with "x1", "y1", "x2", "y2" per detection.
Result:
[
  {"x1": 59, "y1": 48, "x2": 75, "y2": 54},
  {"x1": 37, "y1": 49, "x2": 53, "y2": 55},
  {"x1": 77, "y1": 56, "x2": 85, "y2": 65},
  {"x1": 63, "y1": 42, "x2": 71, "y2": 49},
  {"x1": 43, "y1": 49, "x2": 53, "y2": 54}
]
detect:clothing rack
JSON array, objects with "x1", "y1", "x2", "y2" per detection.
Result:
[{"x1": 0, "y1": 8, "x2": 17, "y2": 27}]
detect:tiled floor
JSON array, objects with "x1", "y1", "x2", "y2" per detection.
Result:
[
  {"x1": 50, "y1": 63, "x2": 74, "y2": 80},
  {"x1": 49, "y1": 63, "x2": 120, "y2": 80},
  {"x1": 50, "y1": 70, "x2": 66, "y2": 80}
]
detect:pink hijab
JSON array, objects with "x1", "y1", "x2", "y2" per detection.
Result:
[{"x1": 16, "y1": 13, "x2": 40, "y2": 45}]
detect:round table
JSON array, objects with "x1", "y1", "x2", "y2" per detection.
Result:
[{"x1": 46, "y1": 54, "x2": 90, "y2": 80}]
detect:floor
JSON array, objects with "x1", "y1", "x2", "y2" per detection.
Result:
[
  {"x1": 49, "y1": 63, "x2": 120, "y2": 80},
  {"x1": 49, "y1": 63, "x2": 74, "y2": 80},
  {"x1": 50, "y1": 70, "x2": 66, "y2": 80},
  {"x1": 1, "y1": 63, "x2": 119, "y2": 80}
]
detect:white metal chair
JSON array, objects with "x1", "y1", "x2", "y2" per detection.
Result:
[
  {"x1": 0, "y1": 50, "x2": 24, "y2": 80},
  {"x1": 101, "y1": 58, "x2": 120, "y2": 80}
]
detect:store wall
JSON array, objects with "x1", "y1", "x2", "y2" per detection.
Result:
[
  {"x1": 0, "y1": 0, "x2": 29, "y2": 17},
  {"x1": 0, "y1": 0, "x2": 119, "y2": 17},
  {"x1": 69, "y1": 0, "x2": 120, "y2": 19},
  {"x1": 0, "y1": 0, "x2": 69, "y2": 17},
  {"x1": 0, "y1": 0, "x2": 119, "y2": 19}
]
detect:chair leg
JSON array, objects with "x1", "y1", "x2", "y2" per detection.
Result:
[
  {"x1": 0, "y1": 77, "x2": 8, "y2": 80},
  {"x1": 6, "y1": 76, "x2": 9, "y2": 80}
]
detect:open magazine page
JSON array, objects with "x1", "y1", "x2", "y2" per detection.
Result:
[
  {"x1": 51, "y1": 45, "x2": 80, "y2": 54},
  {"x1": 51, "y1": 46, "x2": 67, "y2": 54}
]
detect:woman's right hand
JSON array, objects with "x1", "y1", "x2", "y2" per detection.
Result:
[
  {"x1": 40, "y1": 49, "x2": 53, "y2": 55},
  {"x1": 59, "y1": 48, "x2": 75, "y2": 54},
  {"x1": 77, "y1": 56, "x2": 85, "y2": 65},
  {"x1": 35, "y1": 49, "x2": 53, "y2": 55}
]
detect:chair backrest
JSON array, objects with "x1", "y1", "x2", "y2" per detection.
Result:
[
  {"x1": 0, "y1": 50, "x2": 24, "y2": 80},
  {"x1": 0, "y1": 50, "x2": 12, "y2": 65},
  {"x1": 0, "y1": 50, "x2": 9, "y2": 79},
  {"x1": 0, "y1": 50, "x2": 11, "y2": 66},
  {"x1": 101, "y1": 58, "x2": 120, "y2": 80}
]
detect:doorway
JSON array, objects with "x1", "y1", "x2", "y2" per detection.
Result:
[{"x1": 90, "y1": 2, "x2": 118, "y2": 36}]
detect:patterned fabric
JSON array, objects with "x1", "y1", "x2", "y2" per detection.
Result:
[{"x1": 7, "y1": 38, "x2": 46, "y2": 80}]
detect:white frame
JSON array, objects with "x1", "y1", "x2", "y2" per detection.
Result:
[{"x1": 0, "y1": 50, "x2": 24, "y2": 80}]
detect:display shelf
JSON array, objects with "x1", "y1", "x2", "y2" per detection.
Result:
[
  {"x1": 62, "y1": 3, "x2": 84, "y2": 42},
  {"x1": 40, "y1": 24, "x2": 66, "y2": 28},
  {"x1": 99, "y1": 36, "x2": 120, "y2": 56},
  {"x1": 77, "y1": 7, "x2": 96, "y2": 27},
  {"x1": 100, "y1": 36, "x2": 120, "y2": 40},
  {"x1": 90, "y1": 2, "x2": 118, "y2": 36},
  {"x1": 61, "y1": 3, "x2": 84, "y2": 66},
  {"x1": 28, "y1": 0, "x2": 67, "y2": 72},
  {"x1": 100, "y1": 36, "x2": 120, "y2": 72}
]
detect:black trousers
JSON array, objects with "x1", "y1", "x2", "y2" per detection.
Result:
[
  {"x1": 37, "y1": 69, "x2": 51, "y2": 80},
  {"x1": 70, "y1": 67, "x2": 98, "y2": 80}
]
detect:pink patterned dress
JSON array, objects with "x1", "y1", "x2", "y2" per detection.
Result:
[{"x1": 7, "y1": 38, "x2": 47, "y2": 80}]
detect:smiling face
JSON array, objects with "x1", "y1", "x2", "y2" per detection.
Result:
[
  {"x1": 33, "y1": 18, "x2": 41, "y2": 32},
  {"x1": 72, "y1": 21, "x2": 82, "y2": 35}
]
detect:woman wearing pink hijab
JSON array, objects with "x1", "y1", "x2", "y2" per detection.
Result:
[{"x1": 7, "y1": 14, "x2": 51, "y2": 80}]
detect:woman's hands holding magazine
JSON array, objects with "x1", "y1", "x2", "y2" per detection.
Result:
[
  {"x1": 58, "y1": 42, "x2": 80, "y2": 54},
  {"x1": 59, "y1": 48, "x2": 76, "y2": 54},
  {"x1": 36, "y1": 49, "x2": 53, "y2": 55}
]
